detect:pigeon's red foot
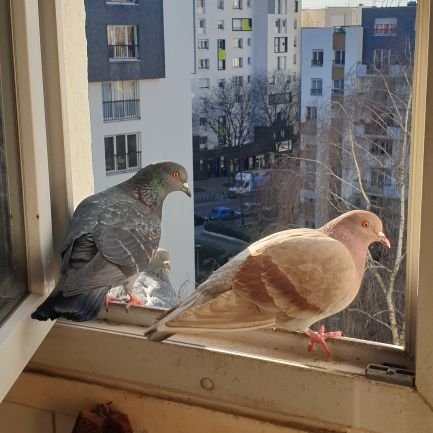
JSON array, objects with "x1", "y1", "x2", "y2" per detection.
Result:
[
  {"x1": 123, "y1": 293, "x2": 144, "y2": 311},
  {"x1": 104, "y1": 295, "x2": 123, "y2": 312},
  {"x1": 305, "y1": 325, "x2": 342, "y2": 359}
]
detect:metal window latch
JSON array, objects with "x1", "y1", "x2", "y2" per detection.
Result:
[{"x1": 365, "y1": 363, "x2": 415, "y2": 387}]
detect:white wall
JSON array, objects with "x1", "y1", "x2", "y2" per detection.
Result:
[{"x1": 88, "y1": 0, "x2": 195, "y2": 296}]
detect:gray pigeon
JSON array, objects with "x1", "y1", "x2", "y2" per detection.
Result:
[
  {"x1": 31, "y1": 161, "x2": 190, "y2": 322},
  {"x1": 144, "y1": 210, "x2": 390, "y2": 358},
  {"x1": 108, "y1": 248, "x2": 177, "y2": 308}
]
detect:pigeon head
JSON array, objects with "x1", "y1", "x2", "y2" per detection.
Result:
[
  {"x1": 322, "y1": 210, "x2": 390, "y2": 249},
  {"x1": 125, "y1": 161, "x2": 191, "y2": 205}
]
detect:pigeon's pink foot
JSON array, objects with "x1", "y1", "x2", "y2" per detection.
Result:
[
  {"x1": 123, "y1": 293, "x2": 144, "y2": 311},
  {"x1": 104, "y1": 295, "x2": 123, "y2": 312},
  {"x1": 306, "y1": 325, "x2": 342, "y2": 359}
]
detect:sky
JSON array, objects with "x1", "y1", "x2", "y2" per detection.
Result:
[{"x1": 302, "y1": 0, "x2": 412, "y2": 8}]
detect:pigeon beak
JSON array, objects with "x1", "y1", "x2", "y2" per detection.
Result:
[
  {"x1": 182, "y1": 182, "x2": 192, "y2": 197},
  {"x1": 378, "y1": 231, "x2": 391, "y2": 248},
  {"x1": 163, "y1": 260, "x2": 171, "y2": 270}
]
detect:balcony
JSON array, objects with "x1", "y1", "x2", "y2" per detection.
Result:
[
  {"x1": 310, "y1": 89, "x2": 322, "y2": 96},
  {"x1": 333, "y1": 60, "x2": 345, "y2": 67},
  {"x1": 105, "y1": 151, "x2": 142, "y2": 174},
  {"x1": 108, "y1": 44, "x2": 138, "y2": 60},
  {"x1": 103, "y1": 99, "x2": 140, "y2": 121},
  {"x1": 311, "y1": 59, "x2": 323, "y2": 67}
]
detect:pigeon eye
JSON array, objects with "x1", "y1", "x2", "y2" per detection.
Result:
[
  {"x1": 362, "y1": 221, "x2": 369, "y2": 228},
  {"x1": 172, "y1": 171, "x2": 180, "y2": 178}
]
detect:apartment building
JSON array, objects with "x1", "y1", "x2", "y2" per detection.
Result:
[
  {"x1": 301, "y1": 6, "x2": 362, "y2": 28},
  {"x1": 299, "y1": 4, "x2": 416, "y2": 228},
  {"x1": 299, "y1": 26, "x2": 363, "y2": 227},
  {"x1": 193, "y1": 0, "x2": 301, "y2": 179},
  {"x1": 85, "y1": 0, "x2": 196, "y2": 294}
]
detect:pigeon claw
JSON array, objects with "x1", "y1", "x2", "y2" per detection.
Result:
[
  {"x1": 104, "y1": 295, "x2": 123, "y2": 312},
  {"x1": 123, "y1": 293, "x2": 144, "y2": 312},
  {"x1": 306, "y1": 325, "x2": 342, "y2": 359}
]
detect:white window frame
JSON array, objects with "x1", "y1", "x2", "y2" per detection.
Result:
[
  {"x1": 312, "y1": 49, "x2": 324, "y2": 66},
  {"x1": 6, "y1": 2, "x2": 433, "y2": 432},
  {"x1": 217, "y1": 20, "x2": 224, "y2": 30},
  {"x1": 232, "y1": 57, "x2": 243, "y2": 68},
  {"x1": 198, "y1": 58, "x2": 210, "y2": 70},
  {"x1": 0, "y1": 0, "x2": 93, "y2": 402},
  {"x1": 233, "y1": 0, "x2": 242, "y2": 9},
  {"x1": 197, "y1": 39, "x2": 209, "y2": 49},
  {"x1": 107, "y1": 24, "x2": 138, "y2": 60},
  {"x1": 276, "y1": 55, "x2": 287, "y2": 71},
  {"x1": 198, "y1": 19, "x2": 206, "y2": 34},
  {"x1": 101, "y1": 80, "x2": 140, "y2": 121},
  {"x1": 196, "y1": 0, "x2": 205, "y2": 14},
  {"x1": 233, "y1": 37, "x2": 243, "y2": 49},
  {"x1": 217, "y1": 0, "x2": 224, "y2": 10},
  {"x1": 104, "y1": 133, "x2": 141, "y2": 174},
  {"x1": 310, "y1": 78, "x2": 323, "y2": 95}
]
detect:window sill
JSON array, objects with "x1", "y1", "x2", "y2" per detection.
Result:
[{"x1": 26, "y1": 303, "x2": 430, "y2": 433}]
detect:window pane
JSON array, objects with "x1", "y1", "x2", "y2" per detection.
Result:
[
  {"x1": 0, "y1": 11, "x2": 27, "y2": 325},
  {"x1": 116, "y1": 135, "x2": 126, "y2": 170},
  {"x1": 104, "y1": 136, "x2": 115, "y2": 172},
  {"x1": 127, "y1": 134, "x2": 138, "y2": 168}
]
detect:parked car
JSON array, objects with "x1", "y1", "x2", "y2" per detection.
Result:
[
  {"x1": 207, "y1": 206, "x2": 241, "y2": 221},
  {"x1": 194, "y1": 213, "x2": 205, "y2": 226}
]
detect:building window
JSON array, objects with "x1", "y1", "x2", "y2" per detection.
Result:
[
  {"x1": 247, "y1": 56, "x2": 251, "y2": 65},
  {"x1": 374, "y1": 17, "x2": 397, "y2": 36},
  {"x1": 199, "y1": 78, "x2": 210, "y2": 89},
  {"x1": 233, "y1": 38, "x2": 243, "y2": 48},
  {"x1": 217, "y1": 39, "x2": 226, "y2": 70},
  {"x1": 293, "y1": 36, "x2": 297, "y2": 47},
  {"x1": 294, "y1": 0, "x2": 299, "y2": 12},
  {"x1": 233, "y1": 57, "x2": 243, "y2": 68},
  {"x1": 275, "y1": 0, "x2": 287, "y2": 14},
  {"x1": 218, "y1": 78, "x2": 225, "y2": 88},
  {"x1": 312, "y1": 49, "x2": 324, "y2": 66},
  {"x1": 102, "y1": 80, "x2": 140, "y2": 121},
  {"x1": 107, "y1": 25, "x2": 138, "y2": 59},
  {"x1": 247, "y1": 37, "x2": 252, "y2": 46},
  {"x1": 199, "y1": 136, "x2": 208, "y2": 147},
  {"x1": 371, "y1": 138, "x2": 393, "y2": 155},
  {"x1": 198, "y1": 19, "x2": 206, "y2": 34},
  {"x1": 233, "y1": 75, "x2": 244, "y2": 86},
  {"x1": 310, "y1": 78, "x2": 323, "y2": 96},
  {"x1": 105, "y1": 133, "x2": 141, "y2": 174},
  {"x1": 247, "y1": 75, "x2": 251, "y2": 82},
  {"x1": 332, "y1": 79, "x2": 344, "y2": 95},
  {"x1": 283, "y1": 19, "x2": 288, "y2": 33},
  {"x1": 218, "y1": 20, "x2": 224, "y2": 30},
  {"x1": 196, "y1": 0, "x2": 205, "y2": 14},
  {"x1": 233, "y1": 0, "x2": 242, "y2": 9},
  {"x1": 306, "y1": 106, "x2": 317, "y2": 121},
  {"x1": 294, "y1": 18, "x2": 297, "y2": 29},
  {"x1": 334, "y1": 49, "x2": 345, "y2": 65},
  {"x1": 274, "y1": 37, "x2": 288, "y2": 53},
  {"x1": 277, "y1": 55, "x2": 287, "y2": 70},
  {"x1": 247, "y1": 0, "x2": 251, "y2": 7},
  {"x1": 293, "y1": 54, "x2": 296, "y2": 64},
  {"x1": 198, "y1": 58, "x2": 210, "y2": 69},
  {"x1": 232, "y1": 18, "x2": 252, "y2": 31},
  {"x1": 218, "y1": 116, "x2": 227, "y2": 145},
  {"x1": 275, "y1": 19, "x2": 281, "y2": 33},
  {"x1": 199, "y1": 117, "x2": 206, "y2": 126},
  {"x1": 217, "y1": 0, "x2": 224, "y2": 9},
  {"x1": 198, "y1": 39, "x2": 209, "y2": 49},
  {"x1": 371, "y1": 167, "x2": 392, "y2": 188}
]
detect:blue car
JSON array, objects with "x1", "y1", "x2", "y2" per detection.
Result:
[{"x1": 208, "y1": 206, "x2": 241, "y2": 221}]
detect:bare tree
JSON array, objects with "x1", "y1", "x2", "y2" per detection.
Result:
[
  {"x1": 302, "y1": 53, "x2": 413, "y2": 345},
  {"x1": 200, "y1": 77, "x2": 256, "y2": 148},
  {"x1": 253, "y1": 71, "x2": 300, "y2": 154}
]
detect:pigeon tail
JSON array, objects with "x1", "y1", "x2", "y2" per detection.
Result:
[{"x1": 31, "y1": 279, "x2": 108, "y2": 322}]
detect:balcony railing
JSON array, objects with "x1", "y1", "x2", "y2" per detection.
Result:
[
  {"x1": 333, "y1": 60, "x2": 345, "y2": 66},
  {"x1": 310, "y1": 89, "x2": 322, "y2": 96},
  {"x1": 311, "y1": 59, "x2": 323, "y2": 66},
  {"x1": 106, "y1": 0, "x2": 137, "y2": 4},
  {"x1": 105, "y1": 151, "x2": 142, "y2": 174},
  {"x1": 108, "y1": 44, "x2": 138, "y2": 59},
  {"x1": 103, "y1": 99, "x2": 140, "y2": 121}
]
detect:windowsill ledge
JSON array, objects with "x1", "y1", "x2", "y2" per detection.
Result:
[{"x1": 25, "y1": 303, "x2": 431, "y2": 433}]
